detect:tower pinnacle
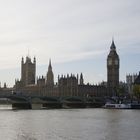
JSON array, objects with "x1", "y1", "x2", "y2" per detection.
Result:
[
  {"x1": 45, "y1": 59, "x2": 54, "y2": 86},
  {"x1": 80, "y1": 73, "x2": 84, "y2": 85},
  {"x1": 49, "y1": 59, "x2": 52, "y2": 69},
  {"x1": 110, "y1": 39, "x2": 116, "y2": 50}
]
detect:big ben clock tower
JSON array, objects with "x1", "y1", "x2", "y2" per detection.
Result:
[{"x1": 107, "y1": 40, "x2": 120, "y2": 96}]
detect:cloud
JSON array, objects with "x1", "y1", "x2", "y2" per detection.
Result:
[{"x1": 0, "y1": 0, "x2": 140, "y2": 86}]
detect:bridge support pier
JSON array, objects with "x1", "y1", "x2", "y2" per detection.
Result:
[
  {"x1": 42, "y1": 103, "x2": 62, "y2": 109},
  {"x1": 12, "y1": 103, "x2": 31, "y2": 109},
  {"x1": 31, "y1": 104, "x2": 42, "y2": 109}
]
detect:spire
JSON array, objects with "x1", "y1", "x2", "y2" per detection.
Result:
[
  {"x1": 110, "y1": 38, "x2": 116, "y2": 50},
  {"x1": 112, "y1": 36, "x2": 114, "y2": 41},
  {"x1": 45, "y1": 59, "x2": 54, "y2": 86},
  {"x1": 25, "y1": 47, "x2": 32, "y2": 63},
  {"x1": 80, "y1": 73, "x2": 83, "y2": 79},
  {"x1": 49, "y1": 59, "x2": 52, "y2": 69},
  {"x1": 80, "y1": 73, "x2": 84, "y2": 85}
]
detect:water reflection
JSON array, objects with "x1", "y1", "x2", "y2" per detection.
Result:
[{"x1": 0, "y1": 109, "x2": 139, "y2": 140}]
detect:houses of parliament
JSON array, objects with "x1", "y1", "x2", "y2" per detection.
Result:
[{"x1": 1, "y1": 40, "x2": 120, "y2": 97}]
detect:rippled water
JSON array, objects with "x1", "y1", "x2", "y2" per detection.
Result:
[{"x1": 0, "y1": 109, "x2": 140, "y2": 140}]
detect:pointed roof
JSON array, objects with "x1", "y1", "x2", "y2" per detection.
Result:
[
  {"x1": 110, "y1": 39, "x2": 116, "y2": 50},
  {"x1": 26, "y1": 56, "x2": 31, "y2": 63},
  {"x1": 108, "y1": 39, "x2": 119, "y2": 58},
  {"x1": 80, "y1": 73, "x2": 83, "y2": 79},
  {"x1": 49, "y1": 59, "x2": 52, "y2": 69}
]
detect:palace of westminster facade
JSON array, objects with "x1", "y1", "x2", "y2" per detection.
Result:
[{"x1": 2, "y1": 40, "x2": 120, "y2": 97}]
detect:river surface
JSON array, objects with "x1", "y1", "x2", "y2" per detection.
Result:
[{"x1": 0, "y1": 108, "x2": 139, "y2": 140}]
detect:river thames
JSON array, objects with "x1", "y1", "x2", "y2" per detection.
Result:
[{"x1": 0, "y1": 108, "x2": 140, "y2": 140}]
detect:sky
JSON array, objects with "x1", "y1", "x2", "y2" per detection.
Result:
[{"x1": 0, "y1": 0, "x2": 140, "y2": 87}]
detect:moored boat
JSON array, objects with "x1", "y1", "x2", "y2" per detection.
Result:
[
  {"x1": 131, "y1": 103, "x2": 140, "y2": 109},
  {"x1": 103, "y1": 103, "x2": 131, "y2": 109}
]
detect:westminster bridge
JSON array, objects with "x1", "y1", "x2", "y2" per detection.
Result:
[{"x1": 0, "y1": 93, "x2": 105, "y2": 109}]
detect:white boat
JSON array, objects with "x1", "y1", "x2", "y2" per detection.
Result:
[
  {"x1": 0, "y1": 104, "x2": 12, "y2": 110},
  {"x1": 103, "y1": 103, "x2": 131, "y2": 109}
]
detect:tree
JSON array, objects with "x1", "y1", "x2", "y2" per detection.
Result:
[{"x1": 133, "y1": 85, "x2": 140, "y2": 99}]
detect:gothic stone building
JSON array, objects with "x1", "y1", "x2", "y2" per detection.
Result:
[
  {"x1": 14, "y1": 57, "x2": 108, "y2": 97},
  {"x1": 126, "y1": 74, "x2": 138, "y2": 95},
  {"x1": 14, "y1": 40, "x2": 121, "y2": 97}
]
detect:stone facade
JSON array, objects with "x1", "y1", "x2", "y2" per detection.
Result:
[
  {"x1": 14, "y1": 56, "x2": 107, "y2": 97},
  {"x1": 58, "y1": 74, "x2": 79, "y2": 97},
  {"x1": 21, "y1": 56, "x2": 36, "y2": 86},
  {"x1": 13, "y1": 40, "x2": 123, "y2": 97},
  {"x1": 107, "y1": 40, "x2": 120, "y2": 96},
  {"x1": 45, "y1": 59, "x2": 54, "y2": 86},
  {"x1": 133, "y1": 72, "x2": 140, "y2": 98},
  {"x1": 126, "y1": 74, "x2": 138, "y2": 95}
]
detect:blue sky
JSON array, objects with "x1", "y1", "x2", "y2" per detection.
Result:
[{"x1": 0, "y1": 0, "x2": 140, "y2": 87}]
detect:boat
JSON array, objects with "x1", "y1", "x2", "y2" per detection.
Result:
[
  {"x1": 103, "y1": 102, "x2": 131, "y2": 109},
  {"x1": 131, "y1": 103, "x2": 140, "y2": 109}
]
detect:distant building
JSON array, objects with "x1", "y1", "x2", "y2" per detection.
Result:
[
  {"x1": 126, "y1": 74, "x2": 138, "y2": 94},
  {"x1": 133, "y1": 72, "x2": 140, "y2": 98},
  {"x1": 134, "y1": 72, "x2": 140, "y2": 84},
  {"x1": 58, "y1": 74, "x2": 78, "y2": 96},
  {"x1": 21, "y1": 56, "x2": 36, "y2": 86},
  {"x1": 45, "y1": 59, "x2": 54, "y2": 86},
  {"x1": 14, "y1": 56, "x2": 107, "y2": 97},
  {"x1": 13, "y1": 39, "x2": 123, "y2": 97},
  {"x1": 15, "y1": 56, "x2": 37, "y2": 95},
  {"x1": 107, "y1": 40, "x2": 120, "y2": 96}
]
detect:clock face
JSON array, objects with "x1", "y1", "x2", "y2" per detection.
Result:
[
  {"x1": 108, "y1": 60, "x2": 112, "y2": 65},
  {"x1": 115, "y1": 59, "x2": 118, "y2": 65}
]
